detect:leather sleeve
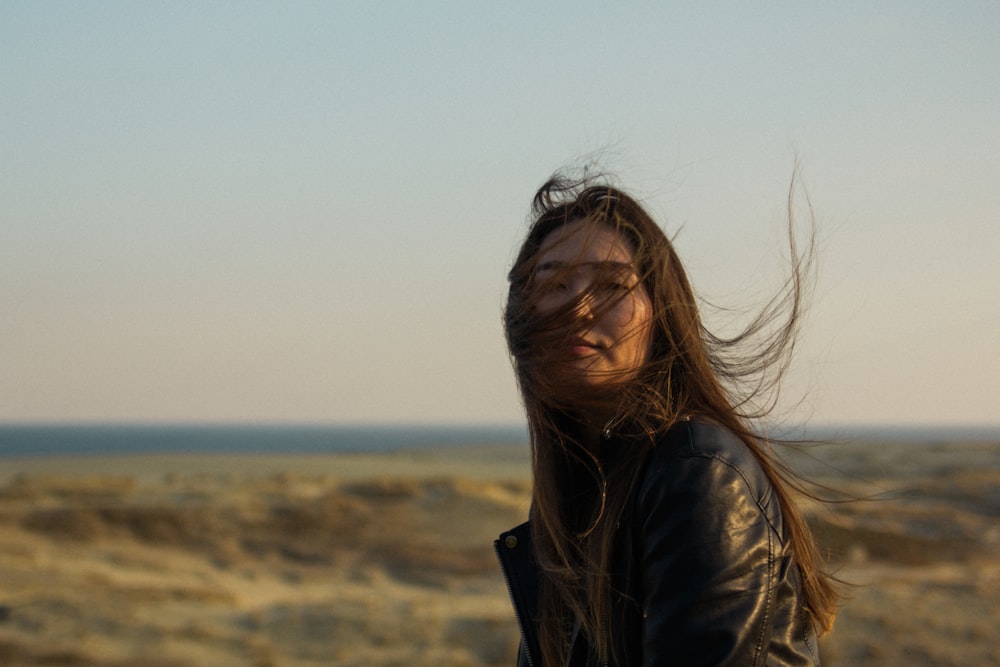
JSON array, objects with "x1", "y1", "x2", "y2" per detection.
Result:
[{"x1": 634, "y1": 423, "x2": 782, "y2": 666}]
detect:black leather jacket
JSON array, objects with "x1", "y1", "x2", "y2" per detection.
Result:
[{"x1": 495, "y1": 420, "x2": 820, "y2": 666}]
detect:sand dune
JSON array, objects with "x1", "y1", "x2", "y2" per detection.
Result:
[{"x1": 0, "y1": 441, "x2": 997, "y2": 666}]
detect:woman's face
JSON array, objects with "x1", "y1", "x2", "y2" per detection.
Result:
[{"x1": 533, "y1": 218, "x2": 654, "y2": 388}]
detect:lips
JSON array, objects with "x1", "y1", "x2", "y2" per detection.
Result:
[{"x1": 568, "y1": 337, "x2": 601, "y2": 356}]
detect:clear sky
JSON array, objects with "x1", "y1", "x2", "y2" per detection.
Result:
[{"x1": 2, "y1": 2, "x2": 998, "y2": 427}]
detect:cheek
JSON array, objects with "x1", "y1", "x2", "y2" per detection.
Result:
[
  {"x1": 533, "y1": 294, "x2": 557, "y2": 315},
  {"x1": 621, "y1": 294, "x2": 652, "y2": 326},
  {"x1": 630, "y1": 297, "x2": 655, "y2": 352},
  {"x1": 608, "y1": 296, "x2": 653, "y2": 341}
]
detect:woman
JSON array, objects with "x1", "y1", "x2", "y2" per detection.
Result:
[{"x1": 496, "y1": 174, "x2": 838, "y2": 666}]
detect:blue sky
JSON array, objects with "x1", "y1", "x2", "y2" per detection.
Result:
[{"x1": 2, "y1": 2, "x2": 998, "y2": 426}]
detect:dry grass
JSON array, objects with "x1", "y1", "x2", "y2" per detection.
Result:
[{"x1": 0, "y1": 442, "x2": 997, "y2": 666}]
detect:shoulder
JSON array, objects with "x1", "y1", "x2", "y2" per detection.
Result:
[
  {"x1": 654, "y1": 419, "x2": 759, "y2": 466},
  {"x1": 635, "y1": 419, "x2": 782, "y2": 537},
  {"x1": 643, "y1": 420, "x2": 770, "y2": 486}
]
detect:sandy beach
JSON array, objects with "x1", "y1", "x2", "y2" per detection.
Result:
[{"x1": 1, "y1": 438, "x2": 997, "y2": 666}]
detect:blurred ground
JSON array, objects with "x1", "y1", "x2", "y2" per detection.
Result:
[{"x1": 0, "y1": 439, "x2": 996, "y2": 666}]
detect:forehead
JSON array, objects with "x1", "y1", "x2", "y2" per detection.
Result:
[{"x1": 536, "y1": 219, "x2": 636, "y2": 266}]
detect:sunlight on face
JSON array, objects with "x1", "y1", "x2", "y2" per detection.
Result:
[{"x1": 533, "y1": 219, "x2": 653, "y2": 387}]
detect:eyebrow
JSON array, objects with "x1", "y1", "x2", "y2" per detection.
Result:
[{"x1": 535, "y1": 260, "x2": 636, "y2": 272}]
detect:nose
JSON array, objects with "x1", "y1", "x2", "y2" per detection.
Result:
[
  {"x1": 574, "y1": 289, "x2": 597, "y2": 321},
  {"x1": 537, "y1": 273, "x2": 597, "y2": 317}
]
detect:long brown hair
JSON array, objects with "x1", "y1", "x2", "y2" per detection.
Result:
[{"x1": 504, "y1": 172, "x2": 838, "y2": 666}]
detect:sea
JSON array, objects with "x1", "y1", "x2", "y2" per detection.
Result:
[
  {"x1": 0, "y1": 423, "x2": 530, "y2": 458},
  {"x1": 0, "y1": 423, "x2": 996, "y2": 459}
]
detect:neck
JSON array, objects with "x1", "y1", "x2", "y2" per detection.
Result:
[{"x1": 574, "y1": 410, "x2": 616, "y2": 451}]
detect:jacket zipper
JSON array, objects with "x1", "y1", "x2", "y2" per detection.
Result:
[
  {"x1": 495, "y1": 539, "x2": 537, "y2": 667},
  {"x1": 600, "y1": 597, "x2": 610, "y2": 667}
]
